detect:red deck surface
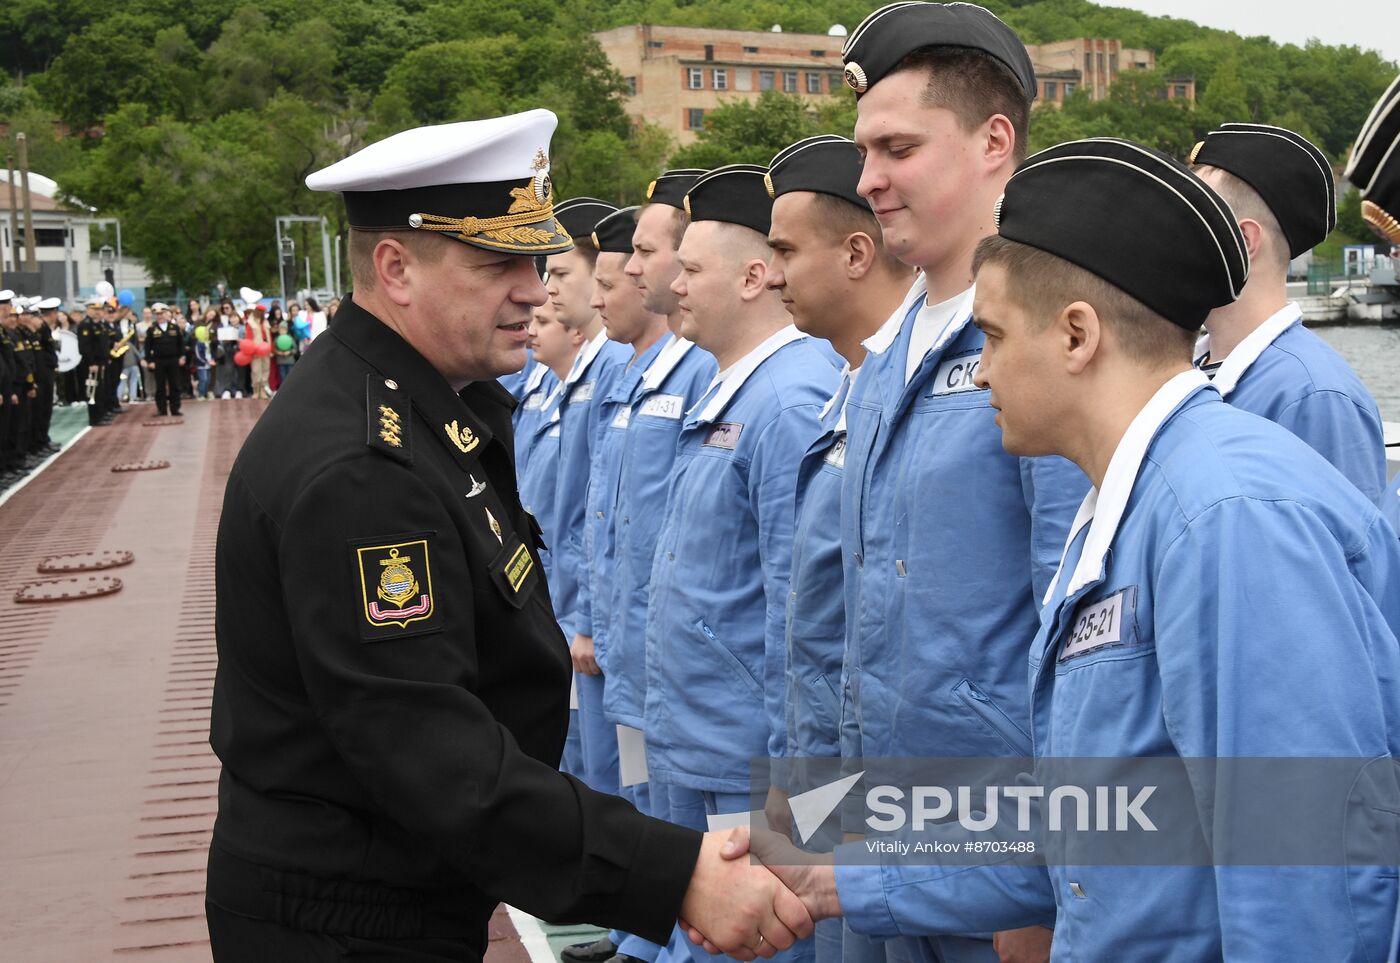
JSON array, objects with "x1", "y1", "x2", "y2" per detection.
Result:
[{"x1": 0, "y1": 400, "x2": 535, "y2": 961}]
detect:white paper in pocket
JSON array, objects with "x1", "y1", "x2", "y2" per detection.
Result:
[
  {"x1": 705, "y1": 810, "x2": 769, "y2": 833},
  {"x1": 616, "y1": 725, "x2": 649, "y2": 787},
  {"x1": 569, "y1": 674, "x2": 579, "y2": 710}
]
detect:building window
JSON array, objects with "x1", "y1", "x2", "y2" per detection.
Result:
[
  {"x1": 810, "y1": 49, "x2": 826, "y2": 57},
  {"x1": 759, "y1": 70, "x2": 775, "y2": 91},
  {"x1": 1174, "y1": 85, "x2": 1187, "y2": 99},
  {"x1": 744, "y1": 45, "x2": 759, "y2": 54},
  {"x1": 687, "y1": 67, "x2": 703, "y2": 89},
  {"x1": 1097, "y1": 52, "x2": 1105, "y2": 74},
  {"x1": 18, "y1": 228, "x2": 68, "y2": 248},
  {"x1": 687, "y1": 108, "x2": 705, "y2": 130},
  {"x1": 783, "y1": 70, "x2": 798, "y2": 93},
  {"x1": 806, "y1": 72, "x2": 822, "y2": 94},
  {"x1": 704, "y1": 44, "x2": 714, "y2": 62},
  {"x1": 626, "y1": 75, "x2": 637, "y2": 95},
  {"x1": 1109, "y1": 53, "x2": 1118, "y2": 75},
  {"x1": 647, "y1": 40, "x2": 664, "y2": 48},
  {"x1": 1064, "y1": 81, "x2": 1076, "y2": 96},
  {"x1": 830, "y1": 71, "x2": 843, "y2": 90},
  {"x1": 736, "y1": 69, "x2": 753, "y2": 91},
  {"x1": 713, "y1": 68, "x2": 728, "y2": 90},
  {"x1": 1044, "y1": 81, "x2": 1057, "y2": 99},
  {"x1": 1085, "y1": 53, "x2": 1092, "y2": 74}
]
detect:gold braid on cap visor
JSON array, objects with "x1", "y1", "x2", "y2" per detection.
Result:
[
  {"x1": 1363, "y1": 200, "x2": 1400, "y2": 246},
  {"x1": 410, "y1": 182, "x2": 565, "y2": 250}
]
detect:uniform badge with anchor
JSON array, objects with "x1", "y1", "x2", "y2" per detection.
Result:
[{"x1": 355, "y1": 538, "x2": 437, "y2": 633}]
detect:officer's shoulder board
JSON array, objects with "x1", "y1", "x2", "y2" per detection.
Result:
[{"x1": 366, "y1": 374, "x2": 412, "y2": 465}]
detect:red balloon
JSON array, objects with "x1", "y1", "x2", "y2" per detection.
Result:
[
  {"x1": 239, "y1": 338, "x2": 255, "y2": 354},
  {"x1": 233, "y1": 350, "x2": 251, "y2": 366},
  {"x1": 256, "y1": 341, "x2": 273, "y2": 357}
]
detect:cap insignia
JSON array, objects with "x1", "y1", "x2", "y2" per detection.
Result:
[
  {"x1": 1188, "y1": 141, "x2": 1205, "y2": 165},
  {"x1": 646, "y1": 179, "x2": 658, "y2": 200},
  {"x1": 844, "y1": 62, "x2": 868, "y2": 93},
  {"x1": 763, "y1": 172, "x2": 776, "y2": 200}
]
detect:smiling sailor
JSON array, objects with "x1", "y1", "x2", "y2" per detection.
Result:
[
  {"x1": 738, "y1": 135, "x2": 1400, "y2": 963},
  {"x1": 1188, "y1": 122, "x2": 1386, "y2": 504}
]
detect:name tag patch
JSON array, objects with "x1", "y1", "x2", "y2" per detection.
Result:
[
  {"x1": 703, "y1": 422, "x2": 743, "y2": 449},
  {"x1": 352, "y1": 534, "x2": 442, "y2": 641},
  {"x1": 824, "y1": 435, "x2": 848, "y2": 468},
  {"x1": 489, "y1": 536, "x2": 539, "y2": 609},
  {"x1": 1060, "y1": 587, "x2": 1137, "y2": 662},
  {"x1": 931, "y1": 352, "x2": 984, "y2": 396},
  {"x1": 569, "y1": 380, "x2": 595, "y2": 404},
  {"x1": 639, "y1": 393, "x2": 685, "y2": 419},
  {"x1": 610, "y1": 405, "x2": 633, "y2": 429}
]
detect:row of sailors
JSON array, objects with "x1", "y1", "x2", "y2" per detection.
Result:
[{"x1": 499, "y1": 3, "x2": 1400, "y2": 959}]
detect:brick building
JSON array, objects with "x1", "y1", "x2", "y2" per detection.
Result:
[{"x1": 594, "y1": 24, "x2": 1196, "y2": 144}]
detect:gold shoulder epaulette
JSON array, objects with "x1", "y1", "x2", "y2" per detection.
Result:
[{"x1": 365, "y1": 374, "x2": 412, "y2": 465}]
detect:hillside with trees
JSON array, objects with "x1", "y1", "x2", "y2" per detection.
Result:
[{"x1": 1, "y1": 0, "x2": 1394, "y2": 292}]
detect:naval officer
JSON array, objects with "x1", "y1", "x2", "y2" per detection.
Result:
[
  {"x1": 206, "y1": 108, "x2": 813, "y2": 961},
  {"x1": 1188, "y1": 122, "x2": 1386, "y2": 504}
]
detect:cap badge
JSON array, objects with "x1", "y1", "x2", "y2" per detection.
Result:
[
  {"x1": 531, "y1": 148, "x2": 553, "y2": 205},
  {"x1": 763, "y1": 172, "x2": 777, "y2": 200},
  {"x1": 993, "y1": 192, "x2": 1005, "y2": 229},
  {"x1": 1188, "y1": 141, "x2": 1205, "y2": 165},
  {"x1": 844, "y1": 62, "x2": 869, "y2": 93},
  {"x1": 408, "y1": 213, "x2": 424, "y2": 229},
  {"x1": 646, "y1": 179, "x2": 658, "y2": 200},
  {"x1": 682, "y1": 195, "x2": 693, "y2": 217},
  {"x1": 445, "y1": 419, "x2": 480, "y2": 454}
]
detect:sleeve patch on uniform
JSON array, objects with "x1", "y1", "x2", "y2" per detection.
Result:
[{"x1": 353, "y1": 535, "x2": 441, "y2": 640}]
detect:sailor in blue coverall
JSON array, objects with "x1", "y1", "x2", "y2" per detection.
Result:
[
  {"x1": 838, "y1": 8, "x2": 1087, "y2": 960},
  {"x1": 1189, "y1": 122, "x2": 1386, "y2": 506},
  {"x1": 644, "y1": 164, "x2": 839, "y2": 963},
  {"x1": 764, "y1": 134, "x2": 916, "y2": 963},
  {"x1": 559, "y1": 171, "x2": 720, "y2": 963},
  {"x1": 517, "y1": 297, "x2": 584, "y2": 778},
  {"x1": 728, "y1": 136, "x2": 1400, "y2": 963},
  {"x1": 545, "y1": 198, "x2": 633, "y2": 799},
  {"x1": 579, "y1": 205, "x2": 676, "y2": 963},
  {"x1": 1344, "y1": 75, "x2": 1400, "y2": 527}
]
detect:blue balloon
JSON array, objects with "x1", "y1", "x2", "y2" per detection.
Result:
[
  {"x1": 117, "y1": 288, "x2": 135, "y2": 307},
  {"x1": 292, "y1": 318, "x2": 311, "y2": 337}
]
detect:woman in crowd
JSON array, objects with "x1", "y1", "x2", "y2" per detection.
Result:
[
  {"x1": 247, "y1": 304, "x2": 272, "y2": 399},
  {"x1": 212, "y1": 300, "x2": 242, "y2": 399}
]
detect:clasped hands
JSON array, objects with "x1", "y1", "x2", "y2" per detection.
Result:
[
  {"x1": 678, "y1": 829, "x2": 832, "y2": 960},
  {"x1": 681, "y1": 822, "x2": 1053, "y2": 963}
]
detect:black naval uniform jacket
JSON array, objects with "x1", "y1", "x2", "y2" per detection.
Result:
[{"x1": 207, "y1": 295, "x2": 700, "y2": 950}]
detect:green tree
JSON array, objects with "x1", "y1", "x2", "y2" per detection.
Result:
[{"x1": 670, "y1": 91, "x2": 837, "y2": 168}]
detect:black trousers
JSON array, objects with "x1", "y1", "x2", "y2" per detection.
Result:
[
  {"x1": 0, "y1": 395, "x2": 11, "y2": 468},
  {"x1": 29, "y1": 375, "x2": 54, "y2": 450},
  {"x1": 2, "y1": 391, "x2": 29, "y2": 468},
  {"x1": 153, "y1": 359, "x2": 184, "y2": 414},
  {"x1": 206, "y1": 902, "x2": 478, "y2": 962}
]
